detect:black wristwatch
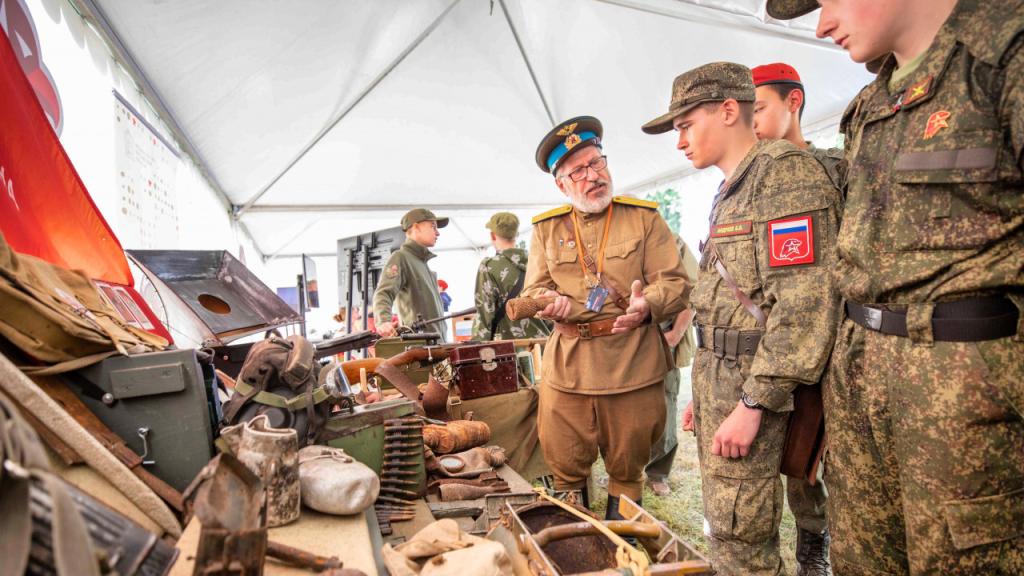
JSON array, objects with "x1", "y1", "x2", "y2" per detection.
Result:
[{"x1": 740, "y1": 392, "x2": 764, "y2": 411}]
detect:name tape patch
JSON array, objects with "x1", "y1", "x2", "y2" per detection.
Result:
[
  {"x1": 768, "y1": 216, "x2": 815, "y2": 267},
  {"x1": 710, "y1": 220, "x2": 752, "y2": 238}
]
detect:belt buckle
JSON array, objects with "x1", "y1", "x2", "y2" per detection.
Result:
[
  {"x1": 862, "y1": 306, "x2": 883, "y2": 331},
  {"x1": 578, "y1": 323, "x2": 592, "y2": 340}
]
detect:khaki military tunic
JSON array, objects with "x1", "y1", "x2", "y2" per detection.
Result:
[
  {"x1": 691, "y1": 139, "x2": 842, "y2": 576},
  {"x1": 522, "y1": 198, "x2": 691, "y2": 394},
  {"x1": 823, "y1": 1, "x2": 1024, "y2": 574},
  {"x1": 524, "y1": 196, "x2": 690, "y2": 499},
  {"x1": 372, "y1": 239, "x2": 448, "y2": 340}
]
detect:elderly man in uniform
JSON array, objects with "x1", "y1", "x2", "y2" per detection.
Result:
[
  {"x1": 373, "y1": 208, "x2": 449, "y2": 341},
  {"x1": 472, "y1": 212, "x2": 551, "y2": 341},
  {"x1": 644, "y1": 63, "x2": 842, "y2": 576},
  {"x1": 769, "y1": 0, "x2": 1024, "y2": 574},
  {"x1": 523, "y1": 116, "x2": 691, "y2": 516},
  {"x1": 751, "y1": 61, "x2": 841, "y2": 575}
]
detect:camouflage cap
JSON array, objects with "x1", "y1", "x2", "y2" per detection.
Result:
[
  {"x1": 485, "y1": 212, "x2": 519, "y2": 239},
  {"x1": 400, "y1": 208, "x2": 449, "y2": 231},
  {"x1": 765, "y1": 0, "x2": 818, "y2": 20},
  {"x1": 642, "y1": 62, "x2": 756, "y2": 135}
]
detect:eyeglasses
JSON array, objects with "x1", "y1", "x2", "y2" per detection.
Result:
[{"x1": 559, "y1": 155, "x2": 608, "y2": 182}]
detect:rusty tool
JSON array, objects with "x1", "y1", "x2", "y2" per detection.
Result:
[{"x1": 267, "y1": 540, "x2": 342, "y2": 571}]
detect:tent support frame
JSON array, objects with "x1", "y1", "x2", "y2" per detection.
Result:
[
  {"x1": 497, "y1": 0, "x2": 555, "y2": 126},
  {"x1": 233, "y1": 0, "x2": 463, "y2": 219}
]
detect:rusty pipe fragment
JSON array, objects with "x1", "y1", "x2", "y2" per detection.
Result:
[
  {"x1": 505, "y1": 296, "x2": 557, "y2": 321},
  {"x1": 531, "y1": 521, "x2": 662, "y2": 548}
]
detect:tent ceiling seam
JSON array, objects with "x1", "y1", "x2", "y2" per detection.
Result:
[
  {"x1": 69, "y1": 0, "x2": 256, "y2": 253},
  {"x1": 233, "y1": 0, "x2": 463, "y2": 219},
  {"x1": 497, "y1": 0, "x2": 555, "y2": 126},
  {"x1": 592, "y1": 0, "x2": 841, "y2": 52},
  {"x1": 240, "y1": 203, "x2": 558, "y2": 214}
]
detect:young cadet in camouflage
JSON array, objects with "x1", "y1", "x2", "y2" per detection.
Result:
[
  {"x1": 525, "y1": 116, "x2": 691, "y2": 515},
  {"x1": 643, "y1": 62, "x2": 842, "y2": 576},
  {"x1": 752, "y1": 61, "x2": 840, "y2": 576},
  {"x1": 767, "y1": 0, "x2": 1024, "y2": 574},
  {"x1": 373, "y1": 208, "x2": 449, "y2": 341},
  {"x1": 471, "y1": 212, "x2": 551, "y2": 341},
  {"x1": 645, "y1": 236, "x2": 698, "y2": 497}
]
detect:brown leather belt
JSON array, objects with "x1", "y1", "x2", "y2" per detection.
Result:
[
  {"x1": 845, "y1": 297, "x2": 1018, "y2": 342},
  {"x1": 554, "y1": 317, "x2": 619, "y2": 340},
  {"x1": 695, "y1": 324, "x2": 762, "y2": 359}
]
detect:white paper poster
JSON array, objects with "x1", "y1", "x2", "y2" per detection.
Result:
[{"x1": 114, "y1": 93, "x2": 179, "y2": 248}]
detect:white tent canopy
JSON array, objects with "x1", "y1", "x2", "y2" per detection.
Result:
[{"x1": 77, "y1": 0, "x2": 871, "y2": 261}]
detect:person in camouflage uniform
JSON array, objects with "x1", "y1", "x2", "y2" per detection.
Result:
[
  {"x1": 643, "y1": 62, "x2": 842, "y2": 576},
  {"x1": 752, "y1": 61, "x2": 842, "y2": 576},
  {"x1": 767, "y1": 0, "x2": 1024, "y2": 574},
  {"x1": 471, "y1": 212, "x2": 551, "y2": 341},
  {"x1": 645, "y1": 236, "x2": 698, "y2": 497}
]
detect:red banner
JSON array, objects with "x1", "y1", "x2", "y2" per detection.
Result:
[
  {"x1": 0, "y1": 27, "x2": 172, "y2": 343},
  {"x1": 0, "y1": 26, "x2": 131, "y2": 285}
]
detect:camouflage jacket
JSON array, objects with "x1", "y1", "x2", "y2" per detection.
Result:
[
  {"x1": 807, "y1": 143, "x2": 847, "y2": 194},
  {"x1": 471, "y1": 248, "x2": 551, "y2": 341},
  {"x1": 694, "y1": 139, "x2": 843, "y2": 412},
  {"x1": 372, "y1": 239, "x2": 447, "y2": 340},
  {"x1": 836, "y1": 0, "x2": 1024, "y2": 304}
]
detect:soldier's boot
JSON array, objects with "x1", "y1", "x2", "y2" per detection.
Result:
[
  {"x1": 795, "y1": 528, "x2": 832, "y2": 576},
  {"x1": 605, "y1": 495, "x2": 639, "y2": 547}
]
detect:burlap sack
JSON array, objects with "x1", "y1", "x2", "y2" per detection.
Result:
[{"x1": 0, "y1": 233, "x2": 166, "y2": 374}]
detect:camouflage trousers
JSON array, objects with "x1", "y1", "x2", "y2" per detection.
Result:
[
  {"x1": 786, "y1": 470, "x2": 827, "y2": 534},
  {"x1": 646, "y1": 367, "x2": 680, "y2": 481},
  {"x1": 824, "y1": 317, "x2": 1024, "y2": 575},
  {"x1": 692, "y1": 349, "x2": 789, "y2": 576}
]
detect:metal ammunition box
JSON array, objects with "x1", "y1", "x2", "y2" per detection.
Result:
[{"x1": 69, "y1": 348, "x2": 217, "y2": 492}]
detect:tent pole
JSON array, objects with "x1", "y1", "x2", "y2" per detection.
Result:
[
  {"x1": 497, "y1": 0, "x2": 555, "y2": 126},
  {"x1": 234, "y1": 0, "x2": 463, "y2": 219}
]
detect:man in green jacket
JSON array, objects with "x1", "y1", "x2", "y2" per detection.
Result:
[
  {"x1": 373, "y1": 209, "x2": 449, "y2": 340},
  {"x1": 472, "y1": 212, "x2": 551, "y2": 341}
]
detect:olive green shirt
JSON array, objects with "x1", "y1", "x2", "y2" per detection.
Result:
[{"x1": 372, "y1": 239, "x2": 448, "y2": 340}]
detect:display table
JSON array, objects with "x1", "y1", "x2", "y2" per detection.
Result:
[{"x1": 170, "y1": 507, "x2": 382, "y2": 575}]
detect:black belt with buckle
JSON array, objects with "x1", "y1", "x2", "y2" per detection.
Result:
[
  {"x1": 845, "y1": 297, "x2": 1019, "y2": 342},
  {"x1": 695, "y1": 324, "x2": 762, "y2": 360}
]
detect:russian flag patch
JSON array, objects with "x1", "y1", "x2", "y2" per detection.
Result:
[{"x1": 768, "y1": 216, "x2": 815, "y2": 267}]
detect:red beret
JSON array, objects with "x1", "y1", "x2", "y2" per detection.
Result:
[
  {"x1": 437, "y1": 279, "x2": 448, "y2": 290},
  {"x1": 752, "y1": 63, "x2": 803, "y2": 87}
]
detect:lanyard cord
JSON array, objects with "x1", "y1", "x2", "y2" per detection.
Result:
[{"x1": 570, "y1": 202, "x2": 614, "y2": 283}]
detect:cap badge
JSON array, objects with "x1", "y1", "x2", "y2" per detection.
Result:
[
  {"x1": 556, "y1": 122, "x2": 578, "y2": 136},
  {"x1": 923, "y1": 110, "x2": 950, "y2": 140},
  {"x1": 564, "y1": 133, "x2": 582, "y2": 150}
]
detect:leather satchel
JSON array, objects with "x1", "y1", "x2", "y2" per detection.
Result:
[{"x1": 780, "y1": 384, "x2": 826, "y2": 485}]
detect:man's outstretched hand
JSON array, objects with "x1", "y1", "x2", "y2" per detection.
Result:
[{"x1": 612, "y1": 280, "x2": 651, "y2": 333}]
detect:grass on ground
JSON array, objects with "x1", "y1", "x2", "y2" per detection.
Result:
[{"x1": 588, "y1": 371, "x2": 800, "y2": 575}]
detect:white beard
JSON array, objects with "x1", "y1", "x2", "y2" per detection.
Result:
[{"x1": 570, "y1": 182, "x2": 613, "y2": 213}]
